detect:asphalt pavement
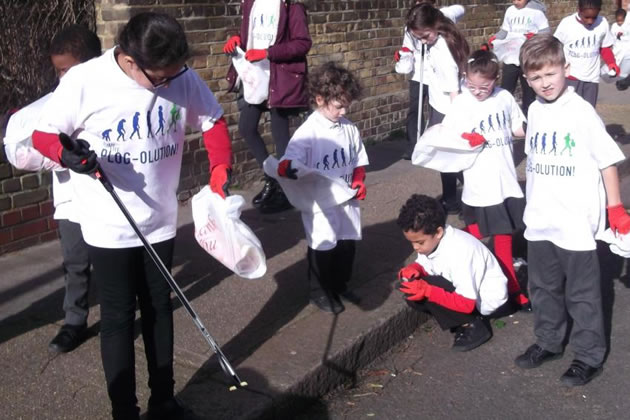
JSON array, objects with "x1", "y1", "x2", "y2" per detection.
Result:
[{"x1": 1, "y1": 82, "x2": 629, "y2": 420}]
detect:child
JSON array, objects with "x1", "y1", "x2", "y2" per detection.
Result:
[
  {"x1": 394, "y1": 0, "x2": 466, "y2": 159},
  {"x1": 3, "y1": 25, "x2": 101, "y2": 353},
  {"x1": 554, "y1": 0, "x2": 619, "y2": 107},
  {"x1": 612, "y1": 8, "x2": 630, "y2": 90},
  {"x1": 396, "y1": 194, "x2": 508, "y2": 352},
  {"x1": 488, "y1": 0, "x2": 550, "y2": 114},
  {"x1": 277, "y1": 62, "x2": 368, "y2": 314},
  {"x1": 224, "y1": 0, "x2": 311, "y2": 214},
  {"x1": 516, "y1": 33, "x2": 630, "y2": 386},
  {"x1": 405, "y1": 2, "x2": 469, "y2": 214},
  {"x1": 442, "y1": 49, "x2": 530, "y2": 308},
  {"x1": 33, "y1": 12, "x2": 232, "y2": 419}
]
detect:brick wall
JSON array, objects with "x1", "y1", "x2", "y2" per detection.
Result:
[{"x1": 0, "y1": 0, "x2": 618, "y2": 255}]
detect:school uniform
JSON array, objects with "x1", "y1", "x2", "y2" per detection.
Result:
[
  {"x1": 524, "y1": 87, "x2": 625, "y2": 367},
  {"x1": 407, "y1": 225, "x2": 508, "y2": 329},
  {"x1": 282, "y1": 110, "x2": 369, "y2": 300},
  {"x1": 554, "y1": 13, "x2": 615, "y2": 107},
  {"x1": 443, "y1": 87, "x2": 526, "y2": 236}
]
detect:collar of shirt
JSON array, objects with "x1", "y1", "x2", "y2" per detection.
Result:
[
  {"x1": 538, "y1": 86, "x2": 576, "y2": 109},
  {"x1": 426, "y1": 224, "x2": 453, "y2": 261},
  {"x1": 313, "y1": 110, "x2": 343, "y2": 129}
]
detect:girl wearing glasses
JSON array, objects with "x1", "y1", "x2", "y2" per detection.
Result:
[
  {"x1": 442, "y1": 49, "x2": 529, "y2": 310},
  {"x1": 406, "y1": 2, "x2": 469, "y2": 216},
  {"x1": 32, "y1": 12, "x2": 231, "y2": 420}
]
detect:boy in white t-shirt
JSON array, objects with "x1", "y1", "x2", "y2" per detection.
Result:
[
  {"x1": 278, "y1": 62, "x2": 368, "y2": 314},
  {"x1": 3, "y1": 25, "x2": 101, "y2": 354},
  {"x1": 612, "y1": 8, "x2": 630, "y2": 90},
  {"x1": 515, "y1": 34, "x2": 630, "y2": 387},
  {"x1": 554, "y1": 0, "x2": 619, "y2": 107},
  {"x1": 396, "y1": 194, "x2": 508, "y2": 352}
]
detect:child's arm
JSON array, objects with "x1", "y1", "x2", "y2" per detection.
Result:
[
  {"x1": 399, "y1": 279, "x2": 476, "y2": 313},
  {"x1": 203, "y1": 117, "x2": 233, "y2": 198},
  {"x1": 602, "y1": 165, "x2": 630, "y2": 234}
]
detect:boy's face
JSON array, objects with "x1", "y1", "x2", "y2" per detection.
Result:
[
  {"x1": 403, "y1": 227, "x2": 444, "y2": 256},
  {"x1": 616, "y1": 15, "x2": 625, "y2": 26},
  {"x1": 51, "y1": 53, "x2": 81, "y2": 79},
  {"x1": 512, "y1": 0, "x2": 528, "y2": 10},
  {"x1": 577, "y1": 7, "x2": 600, "y2": 27},
  {"x1": 315, "y1": 96, "x2": 349, "y2": 123},
  {"x1": 525, "y1": 63, "x2": 570, "y2": 102}
]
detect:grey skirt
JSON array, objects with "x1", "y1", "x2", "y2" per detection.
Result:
[{"x1": 462, "y1": 197, "x2": 525, "y2": 237}]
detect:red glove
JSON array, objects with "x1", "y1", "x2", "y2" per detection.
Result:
[
  {"x1": 488, "y1": 35, "x2": 497, "y2": 48},
  {"x1": 399, "y1": 279, "x2": 432, "y2": 301},
  {"x1": 223, "y1": 35, "x2": 241, "y2": 54},
  {"x1": 525, "y1": 32, "x2": 535, "y2": 40},
  {"x1": 618, "y1": 32, "x2": 623, "y2": 40},
  {"x1": 351, "y1": 166, "x2": 366, "y2": 200},
  {"x1": 480, "y1": 43, "x2": 490, "y2": 51},
  {"x1": 394, "y1": 46, "x2": 412, "y2": 62},
  {"x1": 461, "y1": 132, "x2": 487, "y2": 147},
  {"x1": 398, "y1": 262, "x2": 428, "y2": 281},
  {"x1": 609, "y1": 63, "x2": 621, "y2": 77},
  {"x1": 608, "y1": 204, "x2": 630, "y2": 234},
  {"x1": 277, "y1": 159, "x2": 298, "y2": 179},
  {"x1": 245, "y1": 49, "x2": 267, "y2": 62},
  {"x1": 209, "y1": 163, "x2": 231, "y2": 199}
]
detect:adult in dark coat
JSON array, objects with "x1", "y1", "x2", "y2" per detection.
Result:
[{"x1": 225, "y1": 0, "x2": 312, "y2": 213}]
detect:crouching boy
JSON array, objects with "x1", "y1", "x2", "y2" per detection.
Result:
[{"x1": 396, "y1": 194, "x2": 508, "y2": 352}]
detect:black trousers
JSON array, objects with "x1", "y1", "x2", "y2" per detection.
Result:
[
  {"x1": 427, "y1": 106, "x2": 459, "y2": 206},
  {"x1": 89, "y1": 239, "x2": 175, "y2": 420},
  {"x1": 58, "y1": 219, "x2": 91, "y2": 326},
  {"x1": 406, "y1": 81, "x2": 429, "y2": 154},
  {"x1": 406, "y1": 275, "x2": 477, "y2": 330},
  {"x1": 238, "y1": 99, "x2": 300, "y2": 166},
  {"x1": 307, "y1": 240, "x2": 356, "y2": 299},
  {"x1": 501, "y1": 63, "x2": 536, "y2": 115}
]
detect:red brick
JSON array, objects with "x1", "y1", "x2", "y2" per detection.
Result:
[
  {"x1": 12, "y1": 219, "x2": 48, "y2": 240},
  {"x1": 1, "y1": 210, "x2": 21, "y2": 227},
  {"x1": 0, "y1": 229, "x2": 12, "y2": 246},
  {"x1": 40, "y1": 200, "x2": 55, "y2": 217},
  {"x1": 48, "y1": 218, "x2": 58, "y2": 230},
  {"x1": 40, "y1": 231, "x2": 59, "y2": 242},
  {"x1": 21, "y1": 205, "x2": 41, "y2": 221}
]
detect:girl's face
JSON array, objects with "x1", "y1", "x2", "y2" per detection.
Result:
[
  {"x1": 316, "y1": 96, "x2": 349, "y2": 122},
  {"x1": 512, "y1": 0, "x2": 528, "y2": 9},
  {"x1": 118, "y1": 50, "x2": 188, "y2": 90},
  {"x1": 465, "y1": 72, "x2": 496, "y2": 102},
  {"x1": 410, "y1": 28, "x2": 439, "y2": 45}
]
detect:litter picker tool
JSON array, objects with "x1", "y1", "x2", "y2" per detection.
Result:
[{"x1": 59, "y1": 134, "x2": 247, "y2": 391}]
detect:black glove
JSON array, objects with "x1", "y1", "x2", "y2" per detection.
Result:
[{"x1": 59, "y1": 134, "x2": 98, "y2": 174}]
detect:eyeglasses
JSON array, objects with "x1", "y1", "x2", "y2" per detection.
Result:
[
  {"x1": 465, "y1": 79, "x2": 494, "y2": 95},
  {"x1": 137, "y1": 63, "x2": 189, "y2": 88}
]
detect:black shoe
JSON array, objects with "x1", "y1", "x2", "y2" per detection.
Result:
[
  {"x1": 616, "y1": 79, "x2": 630, "y2": 91},
  {"x1": 310, "y1": 294, "x2": 345, "y2": 314},
  {"x1": 560, "y1": 359, "x2": 603, "y2": 387},
  {"x1": 259, "y1": 188, "x2": 293, "y2": 214},
  {"x1": 515, "y1": 344, "x2": 562, "y2": 369},
  {"x1": 402, "y1": 151, "x2": 412, "y2": 160},
  {"x1": 147, "y1": 398, "x2": 200, "y2": 420},
  {"x1": 452, "y1": 317, "x2": 492, "y2": 352},
  {"x1": 339, "y1": 290, "x2": 362, "y2": 305},
  {"x1": 48, "y1": 323, "x2": 87, "y2": 353},
  {"x1": 440, "y1": 199, "x2": 461, "y2": 215},
  {"x1": 252, "y1": 176, "x2": 278, "y2": 208}
]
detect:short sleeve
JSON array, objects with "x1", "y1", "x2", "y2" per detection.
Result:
[
  {"x1": 500, "y1": 7, "x2": 512, "y2": 33},
  {"x1": 601, "y1": 18, "x2": 615, "y2": 48},
  {"x1": 282, "y1": 124, "x2": 311, "y2": 165},
  {"x1": 535, "y1": 10, "x2": 549, "y2": 32},
  {"x1": 184, "y1": 70, "x2": 224, "y2": 132},
  {"x1": 352, "y1": 126, "x2": 369, "y2": 167},
  {"x1": 581, "y1": 105, "x2": 624, "y2": 169},
  {"x1": 554, "y1": 18, "x2": 568, "y2": 44}
]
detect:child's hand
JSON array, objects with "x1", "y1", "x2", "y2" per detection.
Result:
[
  {"x1": 209, "y1": 163, "x2": 232, "y2": 199},
  {"x1": 618, "y1": 32, "x2": 623, "y2": 40},
  {"x1": 608, "y1": 63, "x2": 621, "y2": 77},
  {"x1": 525, "y1": 32, "x2": 535, "y2": 40},
  {"x1": 461, "y1": 132, "x2": 487, "y2": 148},
  {"x1": 351, "y1": 166, "x2": 367, "y2": 200},
  {"x1": 608, "y1": 204, "x2": 630, "y2": 234},
  {"x1": 277, "y1": 159, "x2": 298, "y2": 180},
  {"x1": 394, "y1": 47, "x2": 412, "y2": 62},
  {"x1": 58, "y1": 134, "x2": 98, "y2": 174},
  {"x1": 223, "y1": 35, "x2": 241, "y2": 54},
  {"x1": 399, "y1": 279, "x2": 432, "y2": 301},
  {"x1": 488, "y1": 35, "x2": 496, "y2": 48},
  {"x1": 245, "y1": 49, "x2": 267, "y2": 62},
  {"x1": 397, "y1": 262, "x2": 428, "y2": 281}
]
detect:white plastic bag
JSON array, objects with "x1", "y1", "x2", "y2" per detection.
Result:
[
  {"x1": 599, "y1": 228, "x2": 630, "y2": 258},
  {"x1": 263, "y1": 156, "x2": 357, "y2": 213},
  {"x1": 192, "y1": 187, "x2": 267, "y2": 279},
  {"x1": 411, "y1": 124, "x2": 483, "y2": 172},
  {"x1": 492, "y1": 34, "x2": 526, "y2": 66},
  {"x1": 231, "y1": 47, "x2": 270, "y2": 105},
  {"x1": 395, "y1": 50, "x2": 414, "y2": 74}
]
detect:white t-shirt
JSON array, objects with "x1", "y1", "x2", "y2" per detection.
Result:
[
  {"x1": 3, "y1": 94, "x2": 76, "y2": 221},
  {"x1": 415, "y1": 225, "x2": 508, "y2": 315},
  {"x1": 611, "y1": 22, "x2": 630, "y2": 61},
  {"x1": 554, "y1": 13, "x2": 615, "y2": 83},
  {"x1": 443, "y1": 88, "x2": 525, "y2": 207},
  {"x1": 425, "y1": 36, "x2": 460, "y2": 115},
  {"x1": 248, "y1": 0, "x2": 281, "y2": 50},
  {"x1": 523, "y1": 87, "x2": 625, "y2": 251},
  {"x1": 36, "y1": 48, "x2": 224, "y2": 248},
  {"x1": 500, "y1": 5, "x2": 549, "y2": 36},
  {"x1": 282, "y1": 110, "x2": 369, "y2": 251}
]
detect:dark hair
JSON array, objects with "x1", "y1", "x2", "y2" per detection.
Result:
[
  {"x1": 308, "y1": 62, "x2": 362, "y2": 105},
  {"x1": 466, "y1": 49, "x2": 500, "y2": 80},
  {"x1": 49, "y1": 25, "x2": 101, "y2": 62},
  {"x1": 578, "y1": 0, "x2": 602, "y2": 10},
  {"x1": 615, "y1": 8, "x2": 627, "y2": 18},
  {"x1": 117, "y1": 12, "x2": 189, "y2": 70},
  {"x1": 397, "y1": 194, "x2": 446, "y2": 234},
  {"x1": 406, "y1": 3, "x2": 470, "y2": 73}
]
